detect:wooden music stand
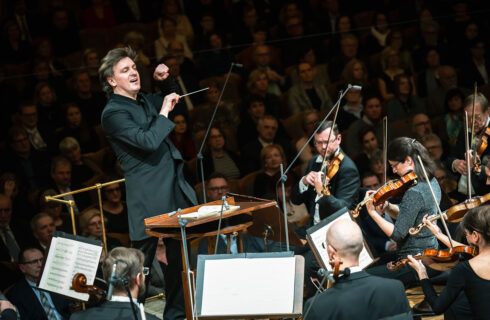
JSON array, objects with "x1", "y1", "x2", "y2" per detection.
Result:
[{"x1": 145, "y1": 195, "x2": 297, "y2": 319}]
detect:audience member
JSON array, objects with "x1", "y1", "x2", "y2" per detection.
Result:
[
  {"x1": 237, "y1": 95, "x2": 266, "y2": 146},
  {"x1": 386, "y1": 74, "x2": 426, "y2": 122},
  {"x1": 441, "y1": 88, "x2": 465, "y2": 147},
  {"x1": 102, "y1": 178, "x2": 129, "y2": 234},
  {"x1": 337, "y1": 87, "x2": 363, "y2": 132},
  {"x1": 59, "y1": 137, "x2": 102, "y2": 186},
  {"x1": 353, "y1": 127, "x2": 381, "y2": 177},
  {"x1": 329, "y1": 33, "x2": 360, "y2": 82},
  {"x1": 57, "y1": 103, "x2": 101, "y2": 153},
  {"x1": 81, "y1": 48, "x2": 103, "y2": 92},
  {"x1": 295, "y1": 111, "x2": 319, "y2": 173},
  {"x1": 79, "y1": 208, "x2": 122, "y2": 250},
  {"x1": 246, "y1": 70, "x2": 280, "y2": 117},
  {"x1": 168, "y1": 114, "x2": 196, "y2": 161},
  {"x1": 411, "y1": 113, "x2": 432, "y2": 140},
  {"x1": 0, "y1": 194, "x2": 31, "y2": 262},
  {"x1": 47, "y1": 7, "x2": 81, "y2": 57},
  {"x1": 17, "y1": 101, "x2": 53, "y2": 153},
  {"x1": 34, "y1": 82, "x2": 62, "y2": 130},
  {"x1": 39, "y1": 189, "x2": 72, "y2": 233},
  {"x1": 253, "y1": 144, "x2": 287, "y2": 198},
  {"x1": 71, "y1": 70, "x2": 107, "y2": 126},
  {"x1": 199, "y1": 126, "x2": 241, "y2": 181},
  {"x1": 288, "y1": 62, "x2": 333, "y2": 115},
  {"x1": 155, "y1": 16, "x2": 192, "y2": 61},
  {"x1": 0, "y1": 293, "x2": 17, "y2": 320},
  {"x1": 460, "y1": 38, "x2": 490, "y2": 88},
  {"x1": 30, "y1": 213, "x2": 56, "y2": 251},
  {"x1": 381, "y1": 30, "x2": 414, "y2": 74},
  {"x1": 426, "y1": 65, "x2": 465, "y2": 118},
  {"x1": 377, "y1": 48, "x2": 412, "y2": 101},
  {"x1": 161, "y1": 0, "x2": 194, "y2": 43},
  {"x1": 417, "y1": 48, "x2": 441, "y2": 98},
  {"x1": 362, "y1": 12, "x2": 391, "y2": 56},
  {"x1": 7, "y1": 247, "x2": 71, "y2": 319},
  {"x1": 288, "y1": 45, "x2": 330, "y2": 87},
  {"x1": 81, "y1": 0, "x2": 116, "y2": 29},
  {"x1": 240, "y1": 115, "x2": 291, "y2": 175},
  {"x1": 1, "y1": 19, "x2": 33, "y2": 65},
  {"x1": 205, "y1": 172, "x2": 230, "y2": 202},
  {"x1": 249, "y1": 45, "x2": 284, "y2": 96}
]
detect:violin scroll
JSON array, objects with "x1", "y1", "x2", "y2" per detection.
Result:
[{"x1": 72, "y1": 273, "x2": 106, "y2": 298}]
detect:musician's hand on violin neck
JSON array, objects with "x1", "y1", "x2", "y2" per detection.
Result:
[
  {"x1": 423, "y1": 215, "x2": 442, "y2": 237},
  {"x1": 453, "y1": 159, "x2": 467, "y2": 175}
]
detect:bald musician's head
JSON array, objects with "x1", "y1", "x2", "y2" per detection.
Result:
[{"x1": 326, "y1": 219, "x2": 363, "y2": 266}]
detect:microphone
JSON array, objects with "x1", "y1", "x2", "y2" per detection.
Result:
[
  {"x1": 233, "y1": 63, "x2": 243, "y2": 67},
  {"x1": 106, "y1": 262, "x2": 117, "y2": 301},
  {"x1": 349, "y1": 84, "x2": 362, "y2": 90},
  {"x1": 168, "y1": 210, "x2": 177, "y2": 217}
]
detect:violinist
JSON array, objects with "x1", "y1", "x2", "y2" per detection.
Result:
[
  {"x1": 447, "y1": 93, "x2": 489, "y2": 196},
  {"x1": 407, "y1": 205, "x2": 490, "y2": 319},
  {"x1": 291, "y1": 120, "x2": 360, "y2": 226},
  {"x1": 364, "y1": 137, "x2": 441, "y2": 284},
  {"x1": 70, "y1": 247, "x2": 159, "y2": 320},
  {"x1": 304, "y1": 219, "x2": 411, "y2": 320}
]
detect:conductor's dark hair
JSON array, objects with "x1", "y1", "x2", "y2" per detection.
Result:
[
  {"x1": 316, "y1": 120, "x2": 339, "y2": 137},
  {"x1": 99, "y1": 47, "x2": 137, "y2": 94},
  {"x1": 387, "y1": 137, "x2": 436, "y2": 180},
  {"x1": 461, "y1": 205, "x2": 490, "y2": 244}
]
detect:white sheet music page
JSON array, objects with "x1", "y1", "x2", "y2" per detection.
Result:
[
  {"x1": 200, "y1": 257, "x2": 296, "y2": 316},
  {"x1": 38, "y1": 236, "x2": 102, "y2": 301},
  {"x1": 309, "y1": 211, "x2": 373, "y2": 270}
]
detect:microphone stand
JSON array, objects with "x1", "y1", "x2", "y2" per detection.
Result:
[
  {"x1": 177, "y1": 208, "x2": 196, "y2": 320},
  {"x1": 214, "y1": 196, "x2": 230, "y2": 254},
  {"x1": 196, "y1": 63, "x2": 241, "y2": 203},
  {"x1": 277, "y1": 84, "x2": 360, "y2": 252}
]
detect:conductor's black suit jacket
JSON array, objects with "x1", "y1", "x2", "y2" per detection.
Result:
[
  {"x1": 304, "y1": 271, "x2": 412, "y2": 320},
  {"x1": 291, "y1": 150, "x2": 360, "y2": 221},
  {"x1": 70, "y1": 301, "x2": 159, "y2": 320},
  {"x1": 102, "y1": 86, "x2": 198, "y2": 241}
]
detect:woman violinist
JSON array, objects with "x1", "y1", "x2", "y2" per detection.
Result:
[
  {"x1": 364, "y1": 137, "x2": 441, "y2": 284},
  {"x1": 407, "y1": 205, "x2": 490, "y2": 319}
]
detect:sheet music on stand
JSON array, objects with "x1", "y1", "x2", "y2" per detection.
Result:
[
  {"x1": 195, "y1": 252, "x2": 304, "y2": 319},
  {"x1": 38, "y1": 231, "x2": 103, "y2": 301},
  {"x1": 306, "y1": 207, "x2": 374, "y2": 270}
]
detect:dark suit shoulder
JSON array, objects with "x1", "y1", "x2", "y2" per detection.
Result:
[{"x1": 70, "y1": 301, "x2": 160, "y2": 320}]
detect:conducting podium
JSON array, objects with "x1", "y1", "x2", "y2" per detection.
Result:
[{"x1": 144, "y1": 194, "x2": 304, "y2": 319}]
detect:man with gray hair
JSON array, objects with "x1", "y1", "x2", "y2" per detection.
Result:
[
  {"x1": 304, "y1": 219, "x2": 411, "y2": 320},
  {"x1": 70, "y1": 247, "x2": 159, "y2": 320},
  {"x1": 99, "y1": 47, "x2": 197, "y2": 319}
]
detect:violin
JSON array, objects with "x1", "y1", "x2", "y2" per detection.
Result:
[
  {"x1": 409, "y1": 192, "x2": 490, "y2": 235},
  {"x1": 387, "y1": 246, "x2": 479, "y2": 272},
  {"x1": 72, "y1": 273, "x2": 106, "y2": 303},
  {"x1": 315, "y1": 152, "x2": 345, "y2": 196},
  {"x1": 474, "y1": 126, "x2": 490, "y2": 173},
  {"x1": 352, "y1": 171, "x2": 418, "y2": 218}
]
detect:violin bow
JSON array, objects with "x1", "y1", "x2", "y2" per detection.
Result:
[
  {"x1": 382, "y1": 116, "x2": 388, "y2": 184},
  {"x1": 464, "y1": 111, "x2": 473, "y2": 200},
  {"x1": 470, "y1": 83, "x2": 479, "y2": 169},
  {"x1": 416, "y1": 155, "x2": 455, "y2": 249},
  {"x1": 320, "y1": 90, "x2": 342, "y2": 169}
]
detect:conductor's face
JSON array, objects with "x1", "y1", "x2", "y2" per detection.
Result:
[{"x1": 109, "y1": 57, "x2": 140, "y2": 99}]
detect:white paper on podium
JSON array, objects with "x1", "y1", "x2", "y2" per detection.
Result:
[
  {"x1": 183, "y1": 205, "x2": 240, "y2": 221},
  {"x1": 200, "y1": 256, "x2": 296, "y2": 316},
  {"x1": 309, "y1": 211, "x2": 373, "y2": 270}
]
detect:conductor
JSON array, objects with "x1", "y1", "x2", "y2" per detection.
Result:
[{"x1": 99, "y1": 47, "x2": 198, "y2": 320}]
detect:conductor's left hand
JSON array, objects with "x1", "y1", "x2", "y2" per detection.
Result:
[{"x1": 153, "y1": 64, "x2": 170, "y2": 81}]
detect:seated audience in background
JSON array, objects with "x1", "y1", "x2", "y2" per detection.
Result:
[
  {"x1": 168, "y1": 114, "x2": 196, "y2": 161},
  {"x1": 0, "y1": 172, "x2": 35, "y2": 226},
  {"x1": 386, "y1": 74, "x2": 426, "y2": 123},
  {"x1": 381, "y1": 30, "x2": 414, "y2": 75},
  {"x1": 288, "y1": 45, "x2": 330, "y2": 87},
  {"x1": 275, "y1": 174, "x2": 309, "y2": 226},
  {"x1": 205, "y1": 172, "x2": 230, "y2": 202},
  {"x1": 337, "y1": 87, "x2": 363, "y2": 132},
  {"x1": 426, "y1": 65, "x2": 467, "y2": 118},
  {"x1": 304, "y1": 219, "x2": 411, "y2": 320},
  {"x1": 246, "y1": 70, "x2": 280, "y2": 117},
  {"x1": 79, "y1": 208, "x2": 122, "y2": 251},
  {"x1": 161, "y1": 0, "x2": 194, "y2": 43},
  {"x1": 354, "y1": 127, "x2": 381, "y2": 177},
  {"x1": 237, "y1": 95, "x2": 266, "y2": 147},
  {"x1": 155, "y1": 16, "x2": 192, "y2": 62},
  {"x1": 57, "y1": 103, "x2": 100, "y2": 153},
  {"x1": 240, "y1": 115, "x2": 291, "y2": 175},
  {"x1": 17, "y1": 101, "x2": 54, "y2": 154},
  {"x1": 7, "y1": 247, "x2": 71, "y2": 320},
  {"x1": 460, "y1": 38, "x2": 490, "y2": 88},
  {"x1": 253, "y1": 144, "x2": 287, "y2": 198},
  {"x1": 81, "y1": 48, "x2": 103, "y2": 93},
  {"x1": 377, "y1": 48, "x2": 413, "y2": 101},
  {"x1": 199, "y1": 32, "x2": 236, "y2": 78},
  {"x1": 70, "y1": 247, "x2": 160, "y2": 320},
  {"x1": 39, "y1": 189, "x2": 72, "y2": 233},
  {"x1": 362, "y1": 12, "x2": 391, "y2": 56},
  {"x1": 0, "y1": 193, "x2": 32, "y2": 263},
  {"x1": 346, "y1": 94, "x2": 383, "y2": 157},
  {"x1": 249, "y1": 44, "x2": 284, "y2": 97},
  {"x1": 417, "y1": 48, "x2": 441, "y2": 98},
  {"x1": 71, "y1": 70, "x2": 107, "y2": 127},
  {"x1": 30, "y1": 213, "x2": 55, "y2": 251},
  {"x1": 411, "y1": 113, "x2": 432, "y2": 140},
  {"x1": 329, "y1": 33, "x2": 360, "y2": 83},
  {"x1": 192, "y1": 80, "x2": 240, "y2": 132},
  {"x1": 339, "y1": 59, "x2": 374, "y2": 93},
  {"x1": 441, "y1": 88, "x2": 465, "y2": 147},
  {"x1": 34, "y1": 82, "x2": 63, "y2": 131},
  {"x1": 59, "y1": 137, "x2": 102, "y2": 186},
  {"x1": 368, "y1": 149, "x2": 386, "y2": 183},
  {"x1": 199, "y1": 126, "x2": 241, "y2": 181},
  {"x1": 102, "y1": 178, "x2": 129, "y2": 234},
  {"x1": 295, "y1": 111, "x2": 319, "y2": 173},
  {"x1": 288, "y1": 62, "x2": 333, "y2": 115}
]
